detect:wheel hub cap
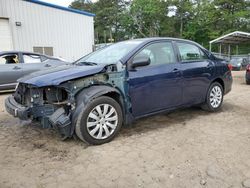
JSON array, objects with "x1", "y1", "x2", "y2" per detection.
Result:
[
  {"x1": 210, "y1": 86, "x2": 222, "y2": 108},
  {"x1": 87, "y1": 104, "x2": 118, "y2": 140}
]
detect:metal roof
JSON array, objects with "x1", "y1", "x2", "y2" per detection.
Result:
[
  {"x1": 25, "y1": 0, "x2": 95, "y2": 17},
  {"x1": 209, "y1": 31, "x2": 250, "y2": 44}
]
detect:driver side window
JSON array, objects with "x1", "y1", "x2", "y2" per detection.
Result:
[{"x1": 133, "y1": 42, "x2": 176, "y2": 66}]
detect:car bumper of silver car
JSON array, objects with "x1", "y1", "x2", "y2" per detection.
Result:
[{"x1": 5, "y1": 95, "x2": 30, "y2": 120}]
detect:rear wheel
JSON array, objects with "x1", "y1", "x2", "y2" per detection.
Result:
[
  {"x1": 75, "y1": 96, "x2": 123, "y2": 145},
  {"x1": 246, "y1": 80, "x2": 250, "y2": 85},
  {"x1": 202, "y1": 82, "x2": 224, "y2": 112}
]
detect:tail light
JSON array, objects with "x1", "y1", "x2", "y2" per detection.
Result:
[
  {"x1": 246, "y1": 65, "x2": 250, "y2": 72},
  {"x1": 228, "y1": 64, "x2": 233, "y2": 71}
]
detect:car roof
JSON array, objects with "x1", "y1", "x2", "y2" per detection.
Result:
[
  {"x1": 118, "y1": 37, "x2": 207, "y2": 51},
  {"x1": 129, "y1": 37, "x2": 202, "y2": 44}
]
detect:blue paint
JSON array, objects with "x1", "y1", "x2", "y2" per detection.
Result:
[
  {"x1": 18, "y1": 64, "x2": 105, "y2": 86},
  {"x1": 25, "y1": 0, "x2": 95, "y2": 17}
]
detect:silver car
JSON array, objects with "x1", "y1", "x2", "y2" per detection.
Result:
[{"x1": 0, "y1": 51, "x2": 67, "y2": 90}]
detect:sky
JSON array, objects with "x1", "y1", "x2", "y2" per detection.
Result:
[{"x1": 40, "y1": 0, "x2": 98, "y2": 7}]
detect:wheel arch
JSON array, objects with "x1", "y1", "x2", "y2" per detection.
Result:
[
  {"x1": 212, "y1": 77, "x2": 225, "y2": 91},
  {"x1": 71, "y1": 85, "x2": 125, "y2": 136}
]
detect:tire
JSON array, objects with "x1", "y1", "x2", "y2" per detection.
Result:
[
  {"x1": 246, "y1": 80, "x2": 250, "y2": 85},
  {"x1": 75, "y1": 96, "x2": 123, "y2": 145},
  {"x1": 201, "y1": 82, "x2": 224, "y2": 112}
]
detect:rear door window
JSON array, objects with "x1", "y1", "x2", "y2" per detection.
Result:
[
  {"x1": 177, "y1": 42, "x2": 208, "y2": 61},
  {"x1": 23, "y1": 54, "x2": 42, "y2": 63}
]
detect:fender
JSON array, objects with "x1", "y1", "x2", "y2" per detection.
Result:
[{"x1": 70, "y1": 85, "x2": 124, "y2": 136}]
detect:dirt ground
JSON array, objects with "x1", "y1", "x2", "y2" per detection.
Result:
[{"x1": 0, "y1": 71, "x2": 249, "y2": 188}]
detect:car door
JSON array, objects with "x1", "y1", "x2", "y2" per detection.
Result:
[
  {"x1": 0, "y1": 53, "x2": 23, "y2": 89},
  {"x1": 127, "y1": 41, "x2": 182, "y2": 117},
  {"x1": 175, "y1": 41, "x2": 215, "y2": 105}
]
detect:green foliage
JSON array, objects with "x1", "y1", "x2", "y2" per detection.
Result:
[{"x1": 70, "y1": 0, "x2": 250, "y2": 52}]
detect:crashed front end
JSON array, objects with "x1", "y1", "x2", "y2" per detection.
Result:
[{"x1": 5, "y1": 83, "x2": 73, "y2": 139}]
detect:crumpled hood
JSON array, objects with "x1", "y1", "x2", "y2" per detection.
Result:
[{"x1": 18, "y1": 64, "x2": 106, "y2": 87}]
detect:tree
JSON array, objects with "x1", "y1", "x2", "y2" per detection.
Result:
[
  {"x1": 69, "y1": 0, "x2": 93, "y2": 12},
  {"x1": 129, "y1": 0, "x2": 166, "y2": 37},
  {"x1": 69, "y1": 0, "x2": 250, "y2": 51}
]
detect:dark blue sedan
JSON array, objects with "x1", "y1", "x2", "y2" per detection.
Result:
[{"x1": 5, "y1": 38, "x2": 232, "y2": 145}]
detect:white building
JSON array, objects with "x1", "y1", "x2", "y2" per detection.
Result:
[{"x1": 0, "y1": 0, "x2": 95, "y2": 61}]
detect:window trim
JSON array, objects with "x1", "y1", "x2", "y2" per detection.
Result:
[
  {"x1": 174, "y1": 41, "x2": 209, "y2": 63},
  {"x1": 127, "y1": 40, "x2": 178, "y2": 70}
]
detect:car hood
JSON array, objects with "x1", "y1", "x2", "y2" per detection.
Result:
[{"x1": 18, "y1": 64, "x2": 106, "y2": 87}]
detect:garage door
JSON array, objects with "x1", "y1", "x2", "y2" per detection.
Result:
[{"x1": 0, "y1": 18, "x2": 13, "y2": 51}]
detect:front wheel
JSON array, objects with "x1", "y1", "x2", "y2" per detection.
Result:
[
  {"x1": 202, "y1": 82, "x2": 224, "y2": 112},
  {"x1": 75, "y1": 96, "x2": 123, "y2": 145}
]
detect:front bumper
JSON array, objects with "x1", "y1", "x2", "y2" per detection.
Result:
[{"x1": 5, "y1": 95, "x2": 30, "y2": 120}]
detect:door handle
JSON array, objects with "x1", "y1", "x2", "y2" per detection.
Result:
[
  {"x1": 206, "y1": 64, "x2": 213, "y2": 69},
  {"x1": 44, "y1": 64, "x2": 51, "y2": 67},
  {"x1": 172, "y1": 68, "x2": 180, "y2": 73},
  {"x1": 13, "y1": 66, "x2": 21, "y2": 70}
]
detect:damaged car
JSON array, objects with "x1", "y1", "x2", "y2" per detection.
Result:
[{"x1": 5, "y1": 38, "x2": 233, "y2": 145}]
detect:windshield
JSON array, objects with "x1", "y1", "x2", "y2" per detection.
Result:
[{"x1": 76, "y1": 40, "x2": 143, "y2": 65}]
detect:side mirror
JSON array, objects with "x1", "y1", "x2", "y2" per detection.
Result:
[{"x1": 132, "y1": 56, "x2": 150, "y2": 68}]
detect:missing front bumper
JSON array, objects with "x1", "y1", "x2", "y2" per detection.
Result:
[{"x1": 5, "y1": 95, "x2": 73, "y2": 139}]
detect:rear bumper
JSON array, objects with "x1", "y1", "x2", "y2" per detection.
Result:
[
  {"x1": 223, "y1": 71, "x2": 233, "y2": 95},
  {"x1": 5, "y1": 95, "x2": 30, "y2": 120}
]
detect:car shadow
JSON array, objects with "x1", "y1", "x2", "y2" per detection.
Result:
[
  {"x1": 119, "y1": 102, "x2": 240, "y2": 137},
  {"x1": 120, "y1": 107, "x2": 212, "y2": 136}
]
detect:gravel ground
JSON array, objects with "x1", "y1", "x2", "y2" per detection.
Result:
[{"x1": 0, "y1": 71, "x2": 249, "y2": 188}]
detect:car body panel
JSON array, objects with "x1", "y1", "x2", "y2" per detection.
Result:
[
  {"x1": 180, "y1": 60, "x2": 215, "y2": 105},
  {"x1": 128, "y1": 63, "x2": 182, "y2": 117}
]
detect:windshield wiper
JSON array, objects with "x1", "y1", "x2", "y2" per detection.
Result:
[{"x1": 77, "y1": 61, "x2": 98, "y2": 66}]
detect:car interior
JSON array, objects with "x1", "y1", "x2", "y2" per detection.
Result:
[{"x1": 0, "y1": 54, "x2": 19, "y2": 64}]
